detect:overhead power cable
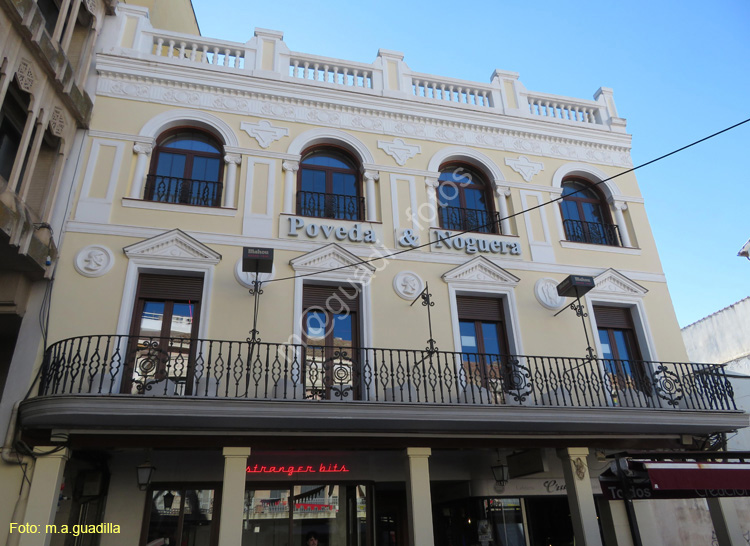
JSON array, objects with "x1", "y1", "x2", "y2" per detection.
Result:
[{"x1": 266, "y1": 116, "x2": 750, "y2": 285}]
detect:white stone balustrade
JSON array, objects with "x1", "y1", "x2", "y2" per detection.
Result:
[
  {"x1": 288, "y1": 53, "x2": 376, "y2": 89},
  {"x1": 410, "y1": 74, "x2": 493, "y2": 108},
  {"x1": 524, "y1": 92, "x2": 604, "y2": 125},
  {"x1": 149, "y1": 32, "x2": 247, "y2": 69},
  {"x1": 119, "y1": 12, "x2": 623, "y2": 132}
]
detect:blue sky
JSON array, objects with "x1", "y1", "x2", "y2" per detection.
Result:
[{"x1": 192, "y1": 0, "x2": 750, "y2": 328}]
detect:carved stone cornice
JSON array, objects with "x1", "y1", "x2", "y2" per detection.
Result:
[
  {"x1": 133, "y1": 143, "x2": 153, "y2": 155},
  {"x1": 95, "y1": 67, "x2": 633, "y2": 168},
  {"x1": 224, "y1": 154, "x2": 242, "y2": 165},
  {"x1": 282, "y1": 160, "x2": 299, "y2": 172}
]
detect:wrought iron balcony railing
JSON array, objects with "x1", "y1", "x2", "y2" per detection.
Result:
[
  {"x1": 563, "y1": 218, "x2": 621, "y2": 246},
  {"x1": 38, "y1": 335, "x2": 736, "y2": 411},
  {"x1": 296, "y1": 190, "x2": 364, "y2": 221},
  {"x1": 144, "y1": 174, "x2": 223, "y2": 207},
  {"x1": 439, "y1": 206, "x2": 502, "y2": 234}
]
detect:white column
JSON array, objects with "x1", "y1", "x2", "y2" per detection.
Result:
[
  {"x1": 494, "y1": 185, "x2": 512, "y2": 235},
  {"x1": 223, "y1": 154, "x2": 241, "y2": 208},
  {"x1": 611, "y1": 200, "x2": 632, "y2": 247},
  {"x1": 557, "y1": 448, "x2": 603, "y2": 546},
  {"x1": 707, "y1": 497, "x2": 746, "y2": 546},
  {"x1": 425, "y1": 177, "x2": 439, "y2": 228},
  {"x1": 363, "y1": 170, "x2": 379, "y2": 222},
  {"x1": 18, "y1": 447, "x2": 70, "y2": 546},
  {"x1": 405, "y1": 447, "x2": 434, "y2": 546},
  {"x1": 218, "y1": 447, "x2": 251, "y2": 546},
  {"x1": 282, "y1": 160, "x2": 299, "y2": 214},
  {"x1": 129, "y1": 143, "x2": 152, "y2": 199}
]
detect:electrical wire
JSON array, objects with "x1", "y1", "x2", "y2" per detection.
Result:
[{"x1": 265, "y1": 116, "x2": 750, "y2": 285}]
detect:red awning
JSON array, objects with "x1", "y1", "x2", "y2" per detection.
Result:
[{"x1": 644, "y1": 462, "x2": 750, "y2": 491}]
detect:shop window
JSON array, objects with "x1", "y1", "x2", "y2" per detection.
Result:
[
  {"x1": 560, "y1": 179, "x2": 621, "y2": 246},
  {"x1": 122, "y1": 273, "x2": 203, "y2": 395},
  {"x1": 145, "y1": 129, "x2": 224, "y2": 207},
  {"x1": 297, "y1": 147, "x2": 363, "y2": 221},
  {"x1": 0, "y1": 80, "x2": 30, "y2": 183},
  {"x1": 457, "y1": 295, "x2": 511, "y2": 402},
  {"x1": 594, "y1": 306, "x2": 651, "y2": 396},
  {"x1": 302, "y1": 284, "x2": 361, "y2": 400},
  {"x1": 243, "y1": 483, "x2": 370, "y2": 545},
  {"x1": 438, "y1": 163, "x2": 499, "y2": 234},
  {"x1": 145, "y1": 487, "x2": 219, "y2": 546}
]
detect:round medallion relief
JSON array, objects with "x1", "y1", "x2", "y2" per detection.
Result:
[
  {"x1": 74, "y1": 245, "x2": 115, "y2": 277},
  {"x1": 392, "y1": 271, "x2": 425, "y2": 301},
  {"x1": 534, "y1": 278, "x2": 566, "y2": 310},
  {"x1": 234, "y1": 258, "x2": 275, "y2": 288}
]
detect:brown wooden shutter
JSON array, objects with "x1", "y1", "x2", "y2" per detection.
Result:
[
  {"x1": 303, "y1": 284, "x2": 360, "y2": 311},
  {"x1": 456, "y1": 296, "x2": 504, "y2": 321},
  {"x1": 593, "y1": 306, "x2": 633, "y2": 329},
  {"x1": 137, "y1": 274, "x2": 204, "y2": 301}
]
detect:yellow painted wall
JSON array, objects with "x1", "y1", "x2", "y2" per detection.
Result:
[{"x1": 123, "y1": 0, "x2": 200, "y2": 35}]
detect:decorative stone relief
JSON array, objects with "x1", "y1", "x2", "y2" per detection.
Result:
[
  {"x1": 240, "y1": 120, "x2": 289, "y2": 148},
  {"x1": 133, "y1": 143, "x2": 153, "y2": 155},
  {"x1": 505, "y1": 156, "x2": 544, "y2": 182},
  {"x1": 48, "y1": 108, "x2": 66, "y2": 137},
  {"x1": 392, "y1": 271, "x2": 425, "y2": 300},
  {"x1": 592, "y1": 269, "x2": 647, "y2": 296},
  {"x1": 97, "y1": 75, "x2": 634, "y2": 168},
  {"x1": 74, "y1": 245, "x2": 115, "y2": 277},
  {"x1": 377, "y1": 138, "x2": 421, "y2": 166},
  {"x1": 84, "y1": 0, "x2": 95, "y2": 14},
  {"x1": 123, "y1": 229, "x2": 222, "y2": 264},
  {"x1": 442, "y1": 256, "x2": 520, "y2": 286},
  {"x1": 534, "y1": 278, "x2": 565, "y2": 310},
  {"x1": 16, "y1": 59, "x2": 35, "y2": 92},
  {"x1": 234, "y1": 258, "x2": 275, "y2": 288}
]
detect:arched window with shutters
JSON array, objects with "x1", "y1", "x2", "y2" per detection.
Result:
[
  {"x1": 297, "y1": 147, "x2": 363, "y2": 221},
  {"x1": 438, "y1": 163, "x2": 499, "y2": 234},
  {"x1": 145, "y1": 128, "x2": 224, "y2": 207},
  {"x1": 560, "y1": 179, "x2": 621, "y2": 246}
]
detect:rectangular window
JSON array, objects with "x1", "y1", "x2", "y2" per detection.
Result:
[
  {"x1": 302, "y1": 285, "x2": 361, "y2": 400},
  {"x1": 243, "y1": 483, "x2": 371, "y2": 546},
  {"x1": 124, "y1": 273, "x2": 203, "y2": 395},
  {"x1": 456, "y1": 296, "x2": 510, "y2": 403},
  {"x1": 594, "y1": 305, "x2": 651, "y2": 399},
  {"x1": 145, "y1": 487, "x2": 219, "y2": 546},
  {"x1": 0, "y1": 81, "x2": 30, "y2": 183}
]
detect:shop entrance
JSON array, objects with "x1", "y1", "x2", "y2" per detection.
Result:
[{"x1": 242, "y1": 483, "x2": 371, "y2": 546}]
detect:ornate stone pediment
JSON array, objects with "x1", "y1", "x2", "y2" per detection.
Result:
[
  {"x1": 290, "y1": 243, "x2": 375, "y2": 279},
  {"x1": 442, "y1": 256, "x2": 519, "y2": 286},
  {"x1": 591, "y1": 268, "x2": 647, "y2": 296},
  {"x1": 241, "y1": 120, "x2": 289, "y2": 148},
  {"x1": 124, "y1": 229, "x2": 221, "y2": 264}
]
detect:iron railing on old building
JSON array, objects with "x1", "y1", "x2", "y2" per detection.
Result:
[
  {"x1": 38, "y1": 335, "x2": 736, "y2": 411},
  {"x1": 144, "y1": 175, "x2": 223, "y2": 207},
  {"x1": 563, "y1": 219, "x2": 621, "y2": 246},
  {"x1": 296, "y1": 190, "x2": 364, "y2": 221}
]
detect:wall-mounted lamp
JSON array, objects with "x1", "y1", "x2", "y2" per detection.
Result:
[
  {"x1": 136, "y1": 460, "x2": 156, "y2": 491},
  {"x1": 491, "y1": 464, "x2": 509, "y2": 486}
]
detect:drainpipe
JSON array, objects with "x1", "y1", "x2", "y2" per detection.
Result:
[{"x1": 2, "y1": 401, "x2": 35, "y2": 546}]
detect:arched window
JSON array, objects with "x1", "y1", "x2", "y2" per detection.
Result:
[
  {"x1": 560, "y1": 179, "x2": 621, "y2": 246},
  {"x1": 297, "y1": 147, "x2": 362, "y2": 221},
  {"x1": 437, "y1": 163, "x2": 498, "y2": 234},
  {"x1": 145, "y1": 129, "x2": 224, "y2": 207}
]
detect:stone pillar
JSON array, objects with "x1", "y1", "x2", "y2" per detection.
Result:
[
  {"x1": 51, "y1": 0, "x2": 73, "y2": 41},
  {"x1": 60, "y1": 0, "x2": 82, "y2": 52},
  {"x1": 557, "y1": 448, "x2": 603, "y2": 546},
  {"x1": 611, "y1": 200, "x2": 632, "y2": 247},
  {"x1": 223, "y1": 154, "x2": 241, "y2": 208},
  {"x1": 425, "y1": 177, "x2": 439, "y2": 228},
  {"x1": 130, "y1": 144, "x2": 152, "y2": 199},
  {"x1": 597, "y1": 500, "x2": 634, "y2": 546},
  {"x1": 17, "y1": 118, "x2": 46, "y2": 200},
  {"x1": 8, "y1": 109, "x2": 37, "y2": 192},
  {"x1": 363, "y1": 170, "x2": 379, "y2": 222},
  {"x1": 707, "y1": 497, "x2": 745, "y2": 546},
  {"x1": 495, "y1": 185, "x2": 512, "y2": 235},
  {"x1": 405, "y1": 447, "x2": 434, "y2": 546},
  {"x1": 218, "y1": 447, "x2": 251, "y2": 546},
  {"x1": 282, "y1": 160, "x2": 299, "y2": 214},
  {"x1": 18, "y1": 447, "x2": 70, "y2": 546}
]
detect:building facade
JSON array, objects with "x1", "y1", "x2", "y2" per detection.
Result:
[{"x1": 1, "y1": 2, "x2": 749, "y2": 546}]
